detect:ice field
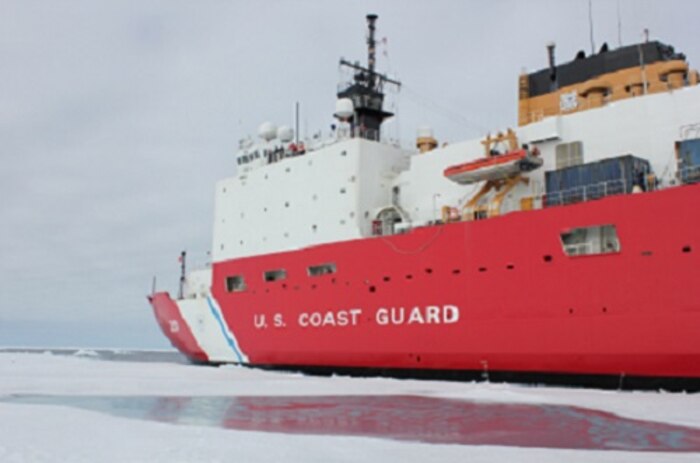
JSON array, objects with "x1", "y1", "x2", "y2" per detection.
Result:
[{"x1": 1, "y1": 350, "x2": 700, "y2": 462}]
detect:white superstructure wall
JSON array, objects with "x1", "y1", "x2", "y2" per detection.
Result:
[
  {"x1": 211, "y1": 85, "x2": 700, "y2": 261},
  {"x1": 212, "y1": 138, "x2": 410, "y2": 262}
]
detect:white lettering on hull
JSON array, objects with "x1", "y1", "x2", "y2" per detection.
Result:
[
  {"x1": 252, "y1": 305, "x2": 460, "y2": 330},
  {"x1": 376, "y1": 305, "x2": 459, "y2": 326},
  {"x1": 298, "y1": 309, "x2": 362, "y2": 328}
]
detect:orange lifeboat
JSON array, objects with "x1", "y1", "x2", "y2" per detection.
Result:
[{"x1": 443, "y1": 148, "x2": 542, "y2": 185}]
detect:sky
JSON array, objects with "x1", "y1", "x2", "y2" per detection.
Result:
[{"x1": 2, "y1": 0, "x2": 699, "y2": 348}]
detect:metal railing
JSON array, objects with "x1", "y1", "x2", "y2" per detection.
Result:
[
  {"x1": 544, "y1": 179, "x2": 627, "y2": 207},
  {"x1": 679, "y1": 165, "x2": 700, "y2": 184}
]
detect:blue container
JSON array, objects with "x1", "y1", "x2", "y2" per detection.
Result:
[
  {"x1": 545, "y1": 155, "x2": 651, "y2": 207},
  {"x1": 677, "y1": 138, "x2": 700, "y2": 184}
]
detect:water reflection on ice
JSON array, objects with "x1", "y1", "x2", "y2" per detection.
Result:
[{"x1": 5, "y1": 394, "x2": 700, "y2": 452}]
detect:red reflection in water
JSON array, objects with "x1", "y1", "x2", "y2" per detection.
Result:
[
  {"x1": 9, "y1": 394, "x2": 700, "y2": 452},
  {"x1": 215, "y1": 395, "x2": 700, "y2": 451}
]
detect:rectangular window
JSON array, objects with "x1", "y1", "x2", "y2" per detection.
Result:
[
  {"x1": 263, "y1": 269, "x2": 287, "y2": 282},
  {"x1": 225, "y1": 275, "x2": 246, "y2": 292},
  {"x1": 307, "y1": 263, "x2": 337, "y2": 277},
  {"x1": 555, "y1": 141, "x2": 584, "y2": 169},
  {"x1": 560, "y1": 224, "x2": 620, "y2": 256}
]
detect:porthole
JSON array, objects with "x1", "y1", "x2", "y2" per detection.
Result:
[
  {"x1": 561, "y1": 224, "x2": 620, "y2": 256},
  {"x1": 308, "y1": 263, "x2": 337, "y2": 276},
  {"x1": 225, "y1": 275, "x2": 246, "y2": 292},
  {"x1": 263, "y1": 269, "x2": 287, "y2": 282}
]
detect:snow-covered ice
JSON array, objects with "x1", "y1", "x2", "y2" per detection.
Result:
[{"x1": 1, "y1": 351, "x2": 699, "y2": 462}]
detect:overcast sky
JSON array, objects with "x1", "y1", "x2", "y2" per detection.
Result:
[{"x1": 2, "y1": 0, "x2": 699, "y2": 348}]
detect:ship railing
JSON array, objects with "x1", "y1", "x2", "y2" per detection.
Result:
[
  {"x1": 679, "y1": 123, "x2": 700, "y2": 141},
  {"x1": 679, "y1": 165, "x2": 700, "y2": 184},
  {"x1": 544, "y1": 179, "x2": 626, "y2": 207}
]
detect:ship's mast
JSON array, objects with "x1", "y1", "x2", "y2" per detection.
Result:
[
  {"x1": 367, "y1": 13, "x2": 377, "y2": 88},
  {"x1": 338, "y1": 14, "x2": 401, "y2": 141}
]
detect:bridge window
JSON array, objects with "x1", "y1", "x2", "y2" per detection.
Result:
[
  {"x1": 560, "y1": 224, "x2": 620, "y2": 256},
  {"x1": 308, "y1": 263, "x2": 337, "y2": 277},
  {"x1": 225, "y1": 275, "x2": 246, "y2": 292},
  {"x1": 263, "y1": 269, "x2": 287, "y2": 282},
  {"x1": 555, "y1": 141, "x2": 583, "y2": 169}
]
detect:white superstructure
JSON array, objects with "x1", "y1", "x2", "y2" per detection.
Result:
[{"x1": 211, "y1": 82, "x2": 700, "y2": 262}]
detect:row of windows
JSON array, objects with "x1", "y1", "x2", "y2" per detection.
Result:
[
  {"x1": 237, "y1": 150, "x2": 261, "y2": 165},
  {"x1": 223, "y1": 227, "x2": 615, "y2": 292},
  {"x1": 223, "y1": 236, "x2": 693, "y2": 294},
  {"x1": 226, "y1": 263, "x2": 337, "y2": 292},
  {"x1": 235, "y1": 148, "x2": 348, "y2": 172}
]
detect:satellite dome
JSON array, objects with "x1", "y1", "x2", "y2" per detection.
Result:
[
  {"x1": 416, "y1": 126, "x2": 434, "y2": 138},
  {"x1": 258, "y1": 122, "x2": 277, "y2": 141},
  {"x1": 335, "y1": 98, "x2": 354, "y2": 120},
  {"x1": 277, "y1": 126, "x2": 294, "y2": 143}
]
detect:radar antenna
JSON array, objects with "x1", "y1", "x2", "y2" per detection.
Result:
[{"x1": 338, "y1": 14, "x2": 401, "y2": 141}]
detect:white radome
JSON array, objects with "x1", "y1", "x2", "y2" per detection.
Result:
[
  {"x1": 277, "y1": 125, "x2": 294, "y2": 143},
  {"x1": 416, "y1": 126, "x2": 434, "y2": 138},
  {"x1": 258, "y1": 122, "x2": 277, "y2": 141},
  {"x1": 335, "y1": 98, "x2": 354, "y2": 120}
]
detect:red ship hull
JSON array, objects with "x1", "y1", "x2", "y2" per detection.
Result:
[
  {"x1": 149, "y1": 292, "x2": 208, "y2": 363},
  {"x1": 152, "y1": 183, "x2": 700, "y2": 381}
]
